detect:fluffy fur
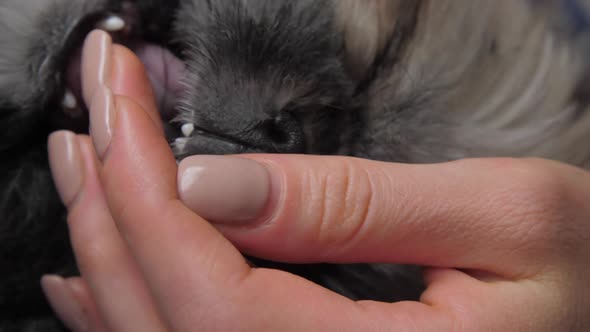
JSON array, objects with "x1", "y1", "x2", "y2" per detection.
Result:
[{"x1": 1, "y1": 0, "x2": 589, "y2": 330}]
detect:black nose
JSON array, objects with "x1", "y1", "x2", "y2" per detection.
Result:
[{"x1": 252, "y1": 112, "x2": 305, "y2": 153}]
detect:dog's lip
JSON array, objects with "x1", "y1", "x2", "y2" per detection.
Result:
[
  {"x1": 175, "y1": 127, "x2": 252, "y2": 148},
  {"x1": 172, "y1": 125, "x2": 270, "y2": 158},
  {"x1": 173, "y1": 132, "x2": 259, "y2": 159}
]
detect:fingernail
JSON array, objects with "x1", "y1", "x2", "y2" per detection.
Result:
[
  {"x1": 41, "y1": 275, "x2": 89, "y2": 332},
  {"x1": 89, "y1": 85, "x2": 116, "y2": 158},
  {"x1": 82, "y1": 29, "x2": 112, "y2": 104},
  {"x1": 178, "y1": 156, "x2": 271, "y2": 224},
  {"x1": 48, "y1": 131, "x2": 84, "y2": 207}
]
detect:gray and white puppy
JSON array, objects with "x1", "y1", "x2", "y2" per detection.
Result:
[{"x1": 1, "y1": 0, "x2": 590, "y2": 331}]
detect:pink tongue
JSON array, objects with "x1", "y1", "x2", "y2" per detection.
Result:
[{"x1": 134, "y1": 43, "x2": 186, "y2": 120}]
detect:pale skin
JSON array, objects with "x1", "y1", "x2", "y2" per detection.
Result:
[{"x1": 43, "y1": 31, "x2": 590, "y2": 331}]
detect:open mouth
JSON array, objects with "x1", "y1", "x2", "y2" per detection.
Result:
[
  {"x1": 52, "y1": 4, "x2": 201, "y2": 154},
  {"x1": 50, "y1": 3, "x2": 311, "y2": 157},
  {"x1": 53, "y1": 6, "x2": 264, "y2": 158}
]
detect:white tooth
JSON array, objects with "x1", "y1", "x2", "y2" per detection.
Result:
[
  {"x1": 62, "y1": 90, "x2": 77, "y2": 109},
  {"x1": 174, "y1": 137, "x2": 189, "y2": 151},
  {"x1": 181, "y1": 123, "x2": 195, "y2": 137},
  {"x1": 98, "y1": 15, "x2": 126, "y2": 32}
]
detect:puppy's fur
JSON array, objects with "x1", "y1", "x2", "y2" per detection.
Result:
[{"x1": 1, "y1": 1, "x2": 589, "y2": 330}]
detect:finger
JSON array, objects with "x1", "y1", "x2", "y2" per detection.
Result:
[
  {"x1": 422, "y1": 267, "x2": 573, "y2": 331},
  {"x1": 178, "y1": 155, "x2": 589, "y2": 278},
  {"x1": 42, "y1": 275, "x2": 111, "y2": 332},
  {"x1": 65, "y1": 277, "x2": 110, "y2": 332},
  {"x1": 94, "y1": 92, "x2": 250, "y2": 328},
  {"x1": 41, "y1": 275, "x2": 91, "y2": 332},
  {"x1": 48, "y1": 132, "x2": 167, "y2": 332},
  {"x1": 82, "y1": 30, "x2": 162, "y2": 132},
  {"x1": 110, "y1": 44, "x2": 163, "y2": 131},
  {"x1": 80, "y1": 29, "x2": 254, "y2": 329}
]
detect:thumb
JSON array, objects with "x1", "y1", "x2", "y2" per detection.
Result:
[{"x1": 178, "y1": 155, "x2": 577, "y2": 278}]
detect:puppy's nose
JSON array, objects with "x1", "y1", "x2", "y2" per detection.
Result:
[{"x1": 254, "y1": 112, "x2": 305, "y2": 153}]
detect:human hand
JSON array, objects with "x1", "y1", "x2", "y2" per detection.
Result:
[{"x1": 43, "y1": 30, "x2": 590, "y2": 331}]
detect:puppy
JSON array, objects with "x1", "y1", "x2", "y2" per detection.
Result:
[{"x1": 1, "y1": 1, "x2": 589, "y2": 330}]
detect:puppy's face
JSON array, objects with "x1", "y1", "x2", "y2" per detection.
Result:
[
  {"x1": 171, "y1": 0, "x2": 358, "y2": 158},
  {"x1": 2, "y1": 0, "x2": 587, "y2": 164},
  {"x1": 168, "y1": 0, "x2": 425, "y2": 159}
]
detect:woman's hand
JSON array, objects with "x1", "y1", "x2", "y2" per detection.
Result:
[{"x1": 43, "y1": 30, "x2": 590, "y2": 331}]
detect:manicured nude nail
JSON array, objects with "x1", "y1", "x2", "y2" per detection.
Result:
[
  {"x1": 41, "y1": 275, "x2": 89, "y2": 332},
  {"x1": 82, "y1": 29, "x2": 112, "y2": 104},
  {"x1": 178, "y1": 156, "x2": 270, "y2": 224},
  {"x1": 48, "y1": 131, "x2": 84, "y2": 207},
  {"x1": 89, "y1": 85, "x2": 116, "y2": 158}
]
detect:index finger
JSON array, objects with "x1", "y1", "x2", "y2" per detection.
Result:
[
  {"x1": 110, "y1": 45, "x2": 163, "y2": 132},
  {"x1": 82, "y1": 30, "x2": 163, "y2": 132}
]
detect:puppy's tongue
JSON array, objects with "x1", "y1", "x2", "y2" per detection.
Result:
[{"x1": 135, "y1": 43, "x2": 186, "y2": 120}]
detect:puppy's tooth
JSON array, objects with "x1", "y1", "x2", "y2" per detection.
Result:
[
  {"x1": 98, "y1": 15, "x2": 126, "y2": 32},
  {"x1": 181, "y1": 123, "x2": 195, "y2": 137},
  {"x1": 62, "y1": 90, "x2": 77, "y2": 109},
  {"x1": 174, "y1": 137, "x2": 189, "y2": 151}
]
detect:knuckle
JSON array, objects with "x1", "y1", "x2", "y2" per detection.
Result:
[{"x1": 307, "y1": 159, "x2": 375, "y2": 249}]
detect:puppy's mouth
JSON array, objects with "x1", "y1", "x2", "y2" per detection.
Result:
[
  {"x1": 51, "y1": 4, "x2": 308, "y2": 157},
  {"x1": 53, "y1": 6, "x2": 186, "y2": 143}
]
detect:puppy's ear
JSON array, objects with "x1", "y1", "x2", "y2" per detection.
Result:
[{"x1": 333, "y1": 0, "x2": 420, "y2": 79}]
